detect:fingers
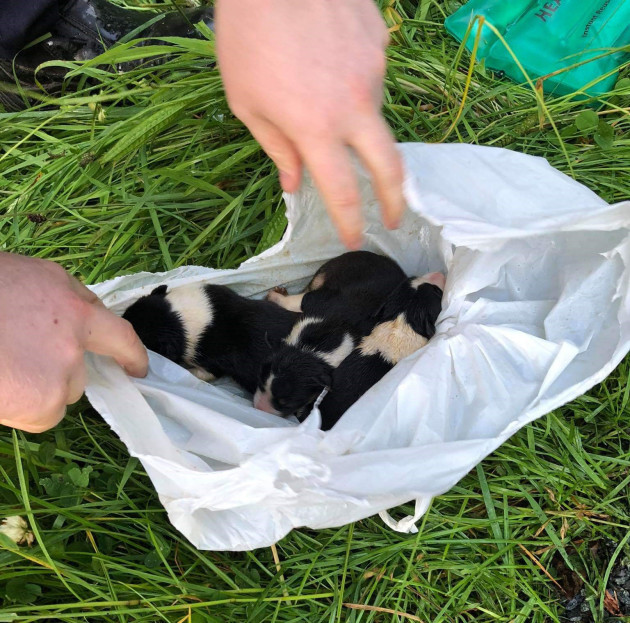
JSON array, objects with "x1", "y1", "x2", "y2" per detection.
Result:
[
  {"x1": 349, "y1": 116, "x2": 405, "y2": 229},
  {"x1": 83, "y1": 304, "x2": 149, "y2": 378},
  {"x1": 300, "y1": 141, "x2": 364, "y2": 249},
  {"x1": 69, "y1": 274, "x2": 148, "y2": 378},
  {"x1": 248, "y1": 118, "x2": 303, "y2": 193}
]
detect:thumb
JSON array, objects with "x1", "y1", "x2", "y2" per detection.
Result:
[
  {"x1": 248, "y1": 119, "x2": 303, "y2": 193},
  {"x1": 83, "y1": 304, "x2": 149, "y2": 378}
]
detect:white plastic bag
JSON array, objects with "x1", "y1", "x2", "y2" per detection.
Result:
[{"x1": 85, "y1": 143, "x2": 630, "y2": 551}]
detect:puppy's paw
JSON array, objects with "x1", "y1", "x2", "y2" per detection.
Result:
[
  {"x1": 266, "y1": 286, "x2": 288, "y2": 304},
  {"x1": 190, "y1": 367, "x2": 216, "y2": 382}
]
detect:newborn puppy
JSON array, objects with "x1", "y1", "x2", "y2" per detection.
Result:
[
  {"x1": 255, "y1": 271, "x2": 446, "y2": 422},
  {"x1": 255, "y1": 252, "x2": 406, "y2": 416},
  {"x1": 122, "y1": 284, "x2": 300, "y2": 394},
  {"x1": 318, "y1": 272, "x2": 446, "y2": 430},
  {"x1": 253, "y1": 315, "x2": 362, "y2": 417},
  {"x1": 267, "y1": 250, "x2": 406, "y2": 324}
]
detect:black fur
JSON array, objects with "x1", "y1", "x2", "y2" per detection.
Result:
[
  {"x1": 194, "y1": 286, "x2": 300, "y2": 393},
  {"x1": 292, "y1": 315, "x2": 364, "y2": 354},
  {"x1": 258, "y1": 347, "x2": 334, "y2": 417},
  {"x1": 318, "y1": 279, "x2": 445, "y2": 430},
  {"x1": 121, "y1": 285, "x2": 186, "y2": 363},
  {"x1": 257, "y1": 316, "x2": 363, "y2": 417},
  {"x1": 123, "y1": 284, "x2": 300, "y2": 394},
  {"x1": 301, "y1": 251, "x2": 406, "y2": 323},
  {"x1": 376, "y1": 280, "x2": 444, "y2": 337},
  {"x1": 318, "y1": 350, "x2": 392, "y2": 430},
  {"x1": 258, "y1": 251, "x2": 406, "y2": 415},
  {"x1": 256, "y1": 251, "x2": 406, "y2": 416}
]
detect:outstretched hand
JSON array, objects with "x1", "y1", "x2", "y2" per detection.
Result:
[
  {"x1": 0, "y1": 253, "x2": 148, "y2": 433},
  {"x1": 216, "y1": 0, "x2": 405, "y2": 248}
]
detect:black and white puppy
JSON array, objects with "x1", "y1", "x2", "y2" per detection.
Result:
[
  {"x1": 252, "y1": 315, "x2": 363, "y2": 416},
  {"x1": 267, "y1": 250, "x2": 407, "y2": 324},
  {"x1": 255, "y1": 271, "x2": 446, "y2": 422},
  {"x1": 122, "y1": 284, "x2": 300, "y2": 394},
  {"x1": 318, "y1": 272, "x2": 446, "y2": 430},
  {"x1": 254, "y1": 251, "x2": 407, "y2": 416}
]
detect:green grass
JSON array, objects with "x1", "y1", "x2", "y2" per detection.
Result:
[{"x1": 1, "y1": 1, "x2": 629, "y2": 621}]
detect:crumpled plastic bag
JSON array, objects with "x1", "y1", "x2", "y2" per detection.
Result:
[{"x1": 85, "y1": 143, "x2": 630, "y2": 551}]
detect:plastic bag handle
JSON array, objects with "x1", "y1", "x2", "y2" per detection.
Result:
[{"x1": 379, "y1": 497, "x2": 432, "y2": 534}]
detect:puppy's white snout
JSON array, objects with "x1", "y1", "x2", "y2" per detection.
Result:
[
  {"x1": 421, "y1": 272, "x2": 446, "y2": 290},
  {"x1": 253, "y1": 389, "x2": 279, "y2": 415}
]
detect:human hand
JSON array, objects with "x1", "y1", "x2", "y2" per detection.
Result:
[
  {"x1": 215, "y1": 0, "x2": 404, "y2": 249},
  {"x1": 0, "y1": 253, "x2": 148, "y2": 434}
]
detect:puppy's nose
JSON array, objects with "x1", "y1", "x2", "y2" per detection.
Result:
[
  {"x1": 421, "y1": 272, "x2": 446, "y2": 290},
  {"x1": 253, "y1": 389, "x2": 279, "y2": 415}
]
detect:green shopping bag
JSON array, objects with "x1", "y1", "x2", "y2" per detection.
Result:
[{"x1": 445, "y1": 0, "x2": 630, "y2": 96}]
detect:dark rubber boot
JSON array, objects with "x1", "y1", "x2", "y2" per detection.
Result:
[{"x1": 0, "y1": 0, "x2": 214, "y2": 111}]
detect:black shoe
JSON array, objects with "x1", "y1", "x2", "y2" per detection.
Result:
[{"x1": 0, "y1": 0, "x2": 214, "y2": 111}]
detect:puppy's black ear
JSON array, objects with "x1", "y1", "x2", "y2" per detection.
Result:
[
  {"x1": 375, "y1": 279, "x2": 409, "y2": 321},
  {"x1": 406, "y1": 284, "x2": 443, "y2": 339},
  {"x1": 316, "y1": 369, "x2": 333, "y2": 390},
  {"x1": 122, "y1": 292, "x2": 185, "y2": 364},
  {"x1": 151, "y1": 285, "x2": 168, "y2": 296}
]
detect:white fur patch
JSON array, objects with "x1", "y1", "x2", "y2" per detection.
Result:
[
  {"x1": 284, "y1": 316, "x2": 323, "y2": 346},
  {"x1": 264, "y1": 373, "x2": 275, "y2": 394},
  {"x1": 166, "y1": 285, "x2": 214, "y2": 365},
  {"x1": 359, "y1": 314, "x2": 428, "y2": 364},
  {"x1": 316, "y1": 333, "x2": 355, "y2": 368}
]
